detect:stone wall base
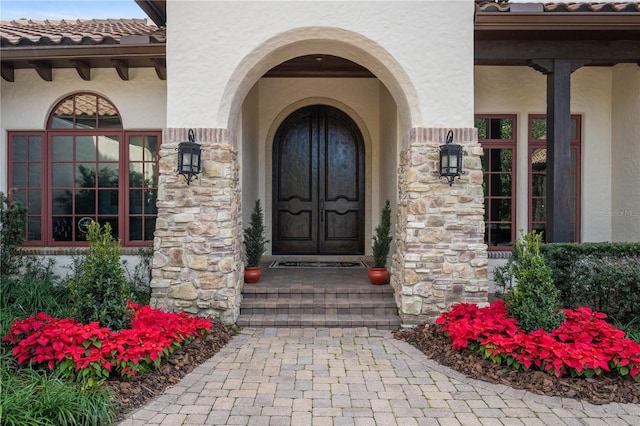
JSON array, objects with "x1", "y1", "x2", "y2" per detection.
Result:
[
  {"x1": 150, "y1": 128, "x2": 243, "y2": 325},
  {"x1": 392, "y1": 127, "x2": 489, "y2": 326}
]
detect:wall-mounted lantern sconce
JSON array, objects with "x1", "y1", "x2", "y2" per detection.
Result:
[
  {"x1": 439, "y1": 130, "x2": 463, "y2": 186},
  {"x1": 177, "y1": 129, "x2": 201, "y2": 185}
]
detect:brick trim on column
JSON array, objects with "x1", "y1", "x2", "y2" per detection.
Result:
[
  {"x1": 392, "y1": 127, "x2": 488, "y2": 326},
  {"x1": 150, "y1": 127, "x2": 243, "y2": 325}
]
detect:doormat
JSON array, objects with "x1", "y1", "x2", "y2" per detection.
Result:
[{"x1": 269, "y1": 261, "x2": 368, "y2": 269}]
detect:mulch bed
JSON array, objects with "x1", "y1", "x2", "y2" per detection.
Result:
[
  {"x1": 107, "y1": 322, "x2": 234, "y2": 420},
  {"x1": 394, "y1": 323, "x2": 640, "y2": 405}
]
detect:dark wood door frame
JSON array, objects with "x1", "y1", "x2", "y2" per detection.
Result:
[{"x1": 272, "y1": 105, "x2": 365, "y2": 255}]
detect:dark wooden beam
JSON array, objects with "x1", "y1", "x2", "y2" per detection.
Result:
[
  {"x1": 112, "y1": 59, "x2": 129, "y2": 81},
  {"x1": 151, "y1": 58, "x2": 166, "y2": 80},
  {"x1": 530, "y1": 59, "x2": 578, "y2": 243},
  {"x1": 71, "y1": 60, "x2": 91, "y2": 81},
  {"x1": 475, "y1": 39, "x2": 640, "y2": 65},
  {"x1": 1, "y1": 63, "x2": 14, "y2": 82},
  {"x1": 30, "y1": 61, "x2": 52, "y2": 81}
]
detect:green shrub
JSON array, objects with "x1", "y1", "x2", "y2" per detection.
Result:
[
  {"x1": 0, "y1": 192, "x2": 27, "y2": 276},
  {"x1": 1, "y1": 260, "x2": 71, "y2": 337},
  {"x1": 537, "y1": 242, "x2": 640, "y2": 324},
  {"x1": 503, "y1": 231, "x2": 565, "y2": 332},
  {"x1": 372, "y1": 200, "x2": 392, "y2": 268},
  {"x1": 69, "y1": 221, "x2": 130, "y2": 330},
  {"x1": 244, "y1": 200, "x2": 268, "y2": 267},
  {"x1": 571, "y1": 255, "x2": 640, "y2": 324},
  {"x1": 123, "y1": 246, "x2": 153, "y2": 305}
]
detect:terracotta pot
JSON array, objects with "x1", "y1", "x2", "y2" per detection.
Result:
[
  {"x1": 368, "y1": 267, "x2": 389, "y2": 285},
  {"x1": 244, "y1": 266, "x2": 262, "y2": 283}
]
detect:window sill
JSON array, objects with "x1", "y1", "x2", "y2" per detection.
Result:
[{"x1": 18, "y1": 246, "x2": 148, "y2": 256}]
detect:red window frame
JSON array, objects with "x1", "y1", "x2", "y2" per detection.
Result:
[
  {"x1": 476, "y1": 114, "x2": 517, "y2": 251},
  {"x1": 6, "y1": 93, "x2": 160, "y2": 247},
  {"x1": 6, "y1": 132, "x2": 46, "y2": 244},
  {"x1": 528, "y1": 114, "x2": 582, "y2": 242}
]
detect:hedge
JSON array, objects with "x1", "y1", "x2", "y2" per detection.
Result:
[{"x1": 539, "y1": 242, "x2": 640, "y2": 324}]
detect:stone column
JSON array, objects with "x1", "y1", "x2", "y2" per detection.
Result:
[
  {"x1": 150, "y1": 128, "x2": 243, "y2": 325},
  {"x1": 392, "y1": 127, "x2": 489, "y2": 326}
]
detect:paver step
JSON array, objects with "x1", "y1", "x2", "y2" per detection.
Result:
[
  {"x1": 241, "y1": 285, "x2": 394, "y2": 297},
  {"x1": 236, "y1": 313, "x2": 402, "y2": 329},
  {"x1": 237, "y1": 265, "x2": 402, "y2": 328},
  {"x1": 240, "y1": 298, "x2": 397, "y2": 315}
]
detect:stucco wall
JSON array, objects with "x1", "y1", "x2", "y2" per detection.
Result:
[
  {"x1": 166, "y1": 1, "x2": 475, "y2": 131},
  {"x1": 611, "y1": 64, "x2": 640, "y2": 242},
  {"x1": 0, "y1": 68, "x2": 167, "y2": 193},
  {"x1": 241, "y1": 84, "x2": 261, "y2": 227},
  {"x1": 475, "y1": 66, "x2": 613, "y2": 242}
]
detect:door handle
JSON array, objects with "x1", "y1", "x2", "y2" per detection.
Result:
[{"x1": 320, "y1": 199, "x2": 324, "y2": 222}]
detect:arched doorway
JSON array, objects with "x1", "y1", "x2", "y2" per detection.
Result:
[{"x1": 272, "y1": 104, "x2": 365, "y2": 255}]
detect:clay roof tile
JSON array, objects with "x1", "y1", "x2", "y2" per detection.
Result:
[{"x1": 0, "y1": 18, "x2": 165, "y2": 47}]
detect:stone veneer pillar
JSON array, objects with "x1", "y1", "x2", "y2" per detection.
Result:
[
  {"x1": 391, "y1": 127, "x2": 489, "y2": 326},
  {"x1": 150, "y1": 128, "x2": 243, "y2": 325}
]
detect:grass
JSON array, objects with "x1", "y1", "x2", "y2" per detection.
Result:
[
  {"x1": 613, "y1": 317, "x2": 640, "y2": 343},
  {"x1": 0, "y1": 352, "x2": 116, "y2": 426}
]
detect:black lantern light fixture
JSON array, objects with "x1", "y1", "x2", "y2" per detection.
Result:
[
  {"x1": 177, "y1": 129, "x2": 201, "y2": 185},
  {"x1": 439, "y1": 130, "x2": 463, "y2": 186}
]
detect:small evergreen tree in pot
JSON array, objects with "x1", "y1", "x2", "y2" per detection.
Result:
[
  {"x1": 369, "y1": 200, "x2": 392, "y2": 284},
  {"x1": 243, "y1": 200, "x2": 268, "y2": 283}
]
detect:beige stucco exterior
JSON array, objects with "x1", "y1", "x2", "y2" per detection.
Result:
[
  {"x1": 611, "y1": 64, "x2": 640, "y2": 242},
  {"x1": 165, "y1": 1, "x2": 474, "y2": 132}
]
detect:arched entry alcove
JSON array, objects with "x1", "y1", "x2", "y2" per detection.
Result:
[{"x1": 154, "y1": 20, "x2": 487, "y2": 327}]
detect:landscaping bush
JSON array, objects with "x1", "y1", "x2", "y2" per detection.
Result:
[
  {"x1": 0, "y1": 351, "x2": 115, "y2": 426},
  {"x1": 123, "y1": 246, "x2": 154, "y2": 306},
  {"x1": 540, "y1": 242, "x2": 640, "y2": 324},
  {"x1": 501, "y1": 231, "x2": 565, "y2": 332},
  {"x1": 3, "y1": 303, "x2": 213, "y2": 387},
  {"x1": 0, "y1": 260, "x2": 72, "y2": 338},
  {"x1": 0, "y1": 192, "x2": 27, "y2": 276},
  {"x1": 69, "y1": 221, "x2": 130, "y2": 331},
  {"x1": 437, "y1": 300, "x2": 640, "y2": 379}
]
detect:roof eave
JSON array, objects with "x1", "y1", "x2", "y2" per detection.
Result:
[
  {"x1": 1, "y1": 43, "x2": 165, "y2": 61},
  {"x1": 475, "y1": 12, "x2": 640, "y2": 39},
  {"x1": 135, "y1": 0, "x2": 166, "y2": 27}
]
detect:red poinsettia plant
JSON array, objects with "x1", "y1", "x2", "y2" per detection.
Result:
[
  {"x1": 2, "y1": 302, "x2": 213, "y2": 387},
  {"x1": 436, "y1": 300, "x2": 640, "y2": 379}
]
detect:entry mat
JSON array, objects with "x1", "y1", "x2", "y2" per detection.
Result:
[{"x1": 269, "y1": 261, "x2": 368, "y2": 269}]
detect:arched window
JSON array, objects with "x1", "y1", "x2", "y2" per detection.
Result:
[{"x1": 8, "y1": 93, "x2": 160, "y2": 246}]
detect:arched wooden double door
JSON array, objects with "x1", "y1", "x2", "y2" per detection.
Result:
[{"x1": 272, "y1": 105, "x2": 365, "y2": 255}]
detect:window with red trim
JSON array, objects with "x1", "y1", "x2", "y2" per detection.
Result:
[
  {"x1": 528, "y1": 115, "x2": 581, "y2": 242},
  {"x1": 7, "y1": 93, "x2": 160, "y2": 246},
  {"x1": 475, "y1": 115, "x2": 517, "y2": 250}
]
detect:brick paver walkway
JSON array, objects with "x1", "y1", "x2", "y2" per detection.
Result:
[{"x1": 118, "y1": 328, "x2": 640, "y2": 426}]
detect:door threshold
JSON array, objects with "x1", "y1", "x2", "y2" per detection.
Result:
[{"x1": 263, "y1": 254, "x2": 372, "y2": 263}]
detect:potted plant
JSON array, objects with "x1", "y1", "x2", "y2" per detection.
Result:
[
  {"x1": 369, "y1": 200, "x2": 392, "y2": 285},
  {"x1": 243, "y1": 199, "x2": 268, "y2": 283}
]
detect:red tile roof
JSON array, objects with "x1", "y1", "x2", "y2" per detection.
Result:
[
  {"x1": 0, "y1": 18, "x2": 165, "y2": 47},
  {"x1": 476, "y1": 1, "x2": 640, "y2": 13}
]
